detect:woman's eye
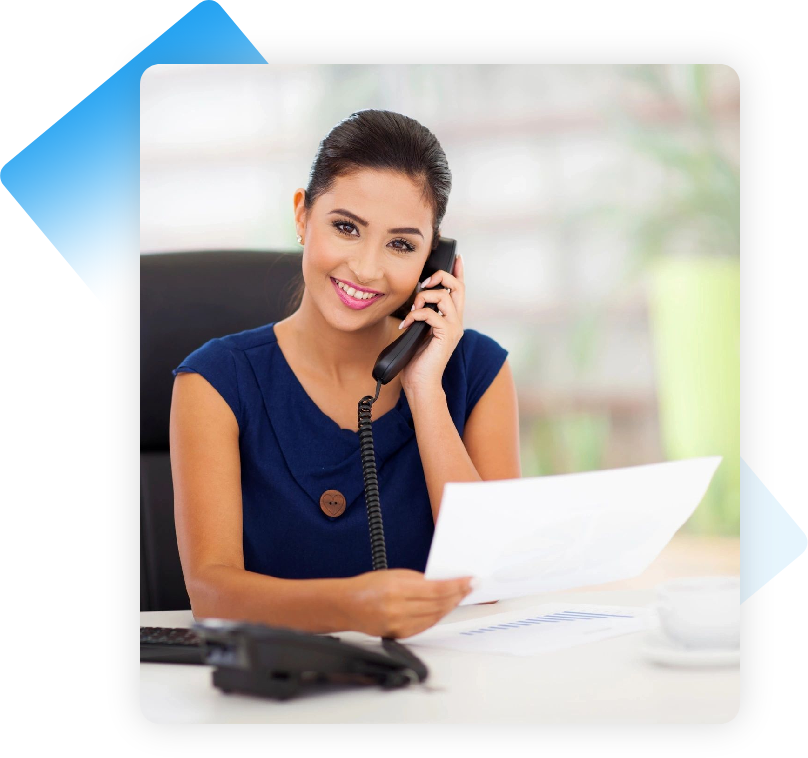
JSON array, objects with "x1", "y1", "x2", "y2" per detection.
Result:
[
  {"x1": 333, "y1": 220, "x2": 358, "y2": 237},
  {"x1": 393, "y1": 240, "x2": 415, "y2": 253},
  {"x1": 332, "y1": 220, "x2": 414, "y2": 253}
]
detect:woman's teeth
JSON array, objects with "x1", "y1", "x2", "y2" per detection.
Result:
[{"x1": 336, "y1": 280, "x2": 380, "y2": 300}]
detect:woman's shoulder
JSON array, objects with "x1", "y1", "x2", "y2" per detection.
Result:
[
  {"x1": 171, "y1": 322, "x2": 280, "y2": 430},
  {"x1": 175, "y1": 322, "x2": 278, "y2": 362},
  {"x1": 211, "y1": 321, "x2": 280, "y2": 352},
  {"x1": 448, "y1": 327, "x2": 510, "y2": 423},
  {"x1": 457, "y1": 327, "x2": 508, "y2": 365}
]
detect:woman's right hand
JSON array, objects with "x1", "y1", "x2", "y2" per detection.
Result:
[{"x1": 348, "y1": 569, "x2": 473, "y2": 639}]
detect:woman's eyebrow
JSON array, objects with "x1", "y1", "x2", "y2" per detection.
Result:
[{"x1": 329, "y1": 208, "x2": 424, "y2": 239}]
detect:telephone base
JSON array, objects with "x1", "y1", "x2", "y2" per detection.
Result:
[{"x1": 211, "y1": 664, "x2": 414, "y2": 700}]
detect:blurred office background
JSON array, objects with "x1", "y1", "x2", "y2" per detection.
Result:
[{"x1": 141, "y1": 64, "x2": 739, "y2": 585}]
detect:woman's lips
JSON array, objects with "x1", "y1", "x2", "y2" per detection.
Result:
[{"x1": 330, "y1": 277, "x2": 384, "y2": 310}]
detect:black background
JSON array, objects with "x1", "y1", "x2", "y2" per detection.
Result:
[{"x1": 0, "y1": 23, "x2": 768, "y2": 727}]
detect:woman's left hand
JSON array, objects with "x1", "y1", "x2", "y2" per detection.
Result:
[{"x1": 399, "y1": 254, "x2": 465, "y2": 397}]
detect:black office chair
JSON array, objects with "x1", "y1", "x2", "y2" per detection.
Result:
[{"x1": 140, "y1": 250, "x2": 302, "y2": 611}]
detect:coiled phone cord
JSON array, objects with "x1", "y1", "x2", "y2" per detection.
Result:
[{"x1": 358, "y1": 379, "x2": 429, "y2": 684}]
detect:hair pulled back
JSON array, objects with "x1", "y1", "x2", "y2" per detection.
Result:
[{"x1": 284, "y1": 110, "x2": 452, "y2": 316}]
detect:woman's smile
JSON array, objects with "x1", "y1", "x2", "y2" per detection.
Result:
[{"x1": 329, "y1": 276, "x2": 384, "y2": 311}]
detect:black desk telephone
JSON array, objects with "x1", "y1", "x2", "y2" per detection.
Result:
[{"x1": 190, "y1": 238, "x2": 458, "y2": 700}]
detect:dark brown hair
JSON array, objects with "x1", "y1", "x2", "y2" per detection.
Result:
[{"x1": 285, "y1": 109, "x2": 452, "y2": 316}]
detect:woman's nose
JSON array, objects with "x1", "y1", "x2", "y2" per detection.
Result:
[{"x1": 347, "y1": 255, "x2": 383, "y2": 286}]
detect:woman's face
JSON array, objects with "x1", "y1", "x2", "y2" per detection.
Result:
[{"x1": 294, "y1": 168, "x2": 434, "y2": 331}]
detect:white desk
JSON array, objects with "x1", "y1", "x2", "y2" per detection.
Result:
[{"x1": 140, "y1": 588, "x2": 739, "y2": 724}]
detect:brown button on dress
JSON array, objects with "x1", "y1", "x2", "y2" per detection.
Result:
[{"x1": 319, "y1": 489, "x2": 347, "y2": 518}]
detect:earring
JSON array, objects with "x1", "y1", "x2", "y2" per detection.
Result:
[{"x1": 297, "y1": 234, "x2": 303, "y2": 245}]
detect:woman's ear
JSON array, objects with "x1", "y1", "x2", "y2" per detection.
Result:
[{"x1": 293, "y1": 188, "x2": 308, "y2": 239}]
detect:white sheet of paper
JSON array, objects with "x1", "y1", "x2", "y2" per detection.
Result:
[
  {"x1": 406, "y1": 604, "x2": 657, "y2": 657},
  {"x1": 425, "y1": 456, "x2": 722, "y2": 605}
]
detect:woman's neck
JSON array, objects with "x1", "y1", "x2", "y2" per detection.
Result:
[{"x1": 277, "y1": 291, "x2": 400, "y2": 386}]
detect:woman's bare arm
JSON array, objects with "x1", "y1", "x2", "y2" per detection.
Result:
[{"x1": 169, "y1": 372, "x2": 356, "y2": 632}]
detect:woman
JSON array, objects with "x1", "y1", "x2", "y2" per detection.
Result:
[{"x1": 170, "y1": 109, "x2": 521, "y2": 639}]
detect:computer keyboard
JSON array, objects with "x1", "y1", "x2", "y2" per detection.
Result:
[{"x1": 140, "y1": 626, "x2": 206, "y2": 665}]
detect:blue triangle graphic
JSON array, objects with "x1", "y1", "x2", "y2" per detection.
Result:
[
  {"x1": 741, "y1": 458, "x2": 806, "y2": 602},
  {"x1": 0, "y1": 0, "x2": 266, "y2": 347}
]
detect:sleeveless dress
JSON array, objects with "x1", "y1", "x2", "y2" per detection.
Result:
[{"x1": 172, "y1": 322, "x2": 508, "y2": 580}]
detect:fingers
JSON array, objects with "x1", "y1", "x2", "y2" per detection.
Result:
[
  {"x1": 399, "y1": 297, "x2": 464, "y2": 333},
  {"x1": 453, "y1": 253, "x2": 464, "y2": 282},
  {"x1": 399, "y1": 595, "x2": 466, "y2": 618},
  {"x1": 371, "y1": 572, "x2": 473, "y2": 638},
  {"x1": 403, "y1": 576, "x2": 473, "y2": 600},
  {"x1": 386, "y1": 599, "x2": 466, "y2": 639},
  {"x1": 398, "y1": 586, "x2": 469, "y2": 613},
  {"x1": 398, "y1": 306, "x2": 443, "y2": 332},
  {"x1": 403, "y1": 584, "x2": 470, "y2": 604},
  {"x1": 419, "y1": 256, "x2": 464, "y2": 292},
  {"x1": 398, "y1": 257, "x2": 465, "y2": 335},
  {"x1": 394, "y1": 599, "x2": 469, "y2": 638},
  {"x1": 410, "y1": 288, "x2": 459, "y2": 321}
]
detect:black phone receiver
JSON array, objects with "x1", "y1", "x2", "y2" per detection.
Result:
[{"x1": 372, "y1": 237, "x2": 457, "y2": 385}]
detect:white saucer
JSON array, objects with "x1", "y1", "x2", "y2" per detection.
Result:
[{"x1": 641, "y1": 629, "x2": 740, "y2": 668}]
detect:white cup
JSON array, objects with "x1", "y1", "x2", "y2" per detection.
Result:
[{"x1": 652, "y1": 575, "x2": 740, "y2": 649}]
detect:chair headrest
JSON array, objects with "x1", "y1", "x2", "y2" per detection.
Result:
[{"x1": 141, "y1": 250, "x2": 302, "y2": 450}]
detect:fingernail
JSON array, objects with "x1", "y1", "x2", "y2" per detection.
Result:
[
  {"x1": 421, "y1": 276, "x2": 431, "y2": 287},
  {"x1": 411, "y1": 304, "x2": 415, "y2": 311},
  {"x1": 398, "y1": 320, "x2": 405, "y2": 330},
  {"x1": 470, "y1": 578, "x2": 480, "y2": 591}
]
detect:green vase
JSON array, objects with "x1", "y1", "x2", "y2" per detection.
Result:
[{"x1": 647, "y1": 256, "x2": 740, "y2": 535}]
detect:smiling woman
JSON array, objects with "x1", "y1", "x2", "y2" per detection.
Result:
[
  {"x1": 286, "y1": 109, "x2": 451, "y2": 322},
  {"x1": 292, "y1": 169, "x2": 435, "y2": 336},
  {"x1": 169, "y1": 109, "x2": 520, "y2": 640}
]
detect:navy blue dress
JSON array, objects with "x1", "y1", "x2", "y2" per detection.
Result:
[{"x1": 172, "y1": 322, "x2": 508, "y2": 580}]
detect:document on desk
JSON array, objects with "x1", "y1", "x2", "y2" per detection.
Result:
[
  {"x1": 425, "y1": 456, "x2": 722, "y2": 605},
  {"x1": 406, "y1": 604, "x2": 657, "y2": 656}
]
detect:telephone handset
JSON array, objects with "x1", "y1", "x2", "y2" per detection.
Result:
[
  {"x1": 351, "y1": 237, "x2": 457, "y2": 686},
  {"x1": 192, "y1": 240, "x2": 459, "y2": 699},
  {"x1": 358, "y1": 236, "x2": 458, "y2": 575},
  {"x1": 372, "y1": 237, "x2": 457, "y2": 385}
]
